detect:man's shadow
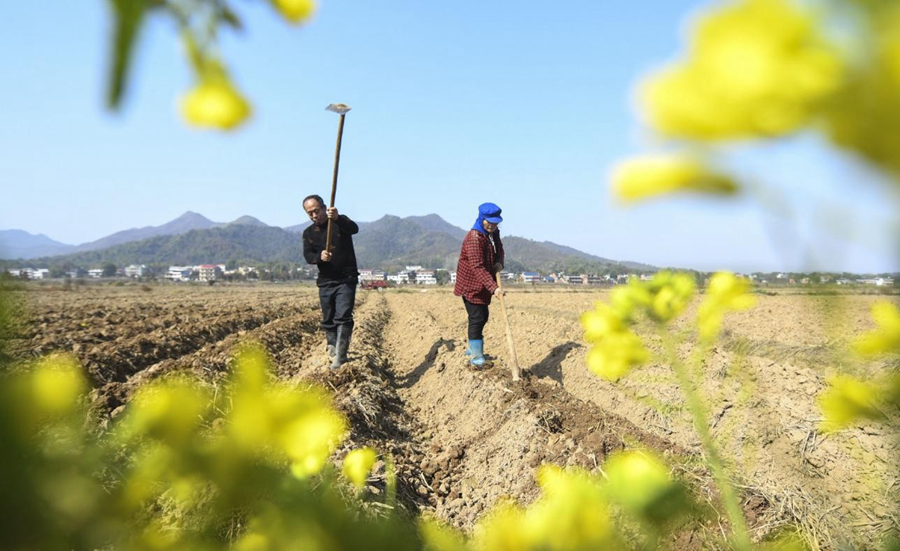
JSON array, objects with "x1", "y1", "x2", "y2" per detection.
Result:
[
  {"x1": 398, "y1": 338, "x2": 455, "y2": 388},
  {"x1": 529, "y1": 341, "x2": 581, "y2": 385}
]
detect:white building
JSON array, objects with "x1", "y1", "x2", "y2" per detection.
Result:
[
  {"x1": 32, "y1": 269, "x2": 50, "y2": 280},
  {"x1": 359, "y1": 269, "x2": 386, "y2": 282},
  {"x1": 499, "y1": 271, "x2": 515, "y2": 281},
  {"x1": 859, "y1": 277, "x2": 894, "y2": 286},
  {"x1": 520, "y1": 272, "x2": 541, "y2": 283},
  {"x1": 6, "y1": 269, "x2": 21, "y2": 278},
  {"x1": 88, "y1": 269, "x2": 104, "y2": 278},
  {"x1": 166, "y1": 266, "x2": 192, "y2": 281},
  {"x1": 388, "y1": 272, "x2": 410, "y2": 284},
  {"x1": 198, "y1": 264, "x2": 220, "y2": 282},
  {"x1": 416, "y1": 270, "x2": 437, "y2": 285},
  {"x1": 125, "y1": 264, "x2": 147, "y2": 278},
  {"x1": 450, "y1": 271, "x2": 457, "y2": 283}
]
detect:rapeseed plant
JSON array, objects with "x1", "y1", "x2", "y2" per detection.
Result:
[
  {"x1": 580, "y1": 270, "x2": 757, "y2": 550},
  {"x1": 816, "y1": 302, "x2": 900, "y2": 431}
]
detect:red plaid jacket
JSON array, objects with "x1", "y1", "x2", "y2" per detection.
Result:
[{"x1": 453, "y1": 230, "x2": 504, "y2": 305}]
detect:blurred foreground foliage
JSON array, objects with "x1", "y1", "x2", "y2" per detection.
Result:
[
  {"x1": 106, "y1": 0, "x2": 316, "y2": 131},
  {"x1": 612, "y1": 0, "x2": 900, "y2": 200}
]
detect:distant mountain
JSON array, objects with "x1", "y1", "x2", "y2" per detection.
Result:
[
  {"x1": 41, "y1": 225, "x2": 303, "y2": 266},
  {"x1": 75, "y1": 211, "x2": 222, "y2": 252},
  {"x1": 9, "y1": 213, "x2": 655, "y2": 274},
  {"x1": 285, "y1": 221, "x2": 311, "y2": 233},
  {"x1": 539, "y1": 241, "x2": 654, "y2": 271},
  {"x1": 0, "y1": 230, "x2": 76, "y2": 259},
  {"x1": 354, "y1": 215, "x2": 464, "y2": 271},
  {"x1": 404, "y1": 214, "x2": 468, "y2": 240},
  {"x1": 228, "y1": 215, "x2": 268, "y2": 227}
]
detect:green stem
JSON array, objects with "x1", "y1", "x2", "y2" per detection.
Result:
[{"x1": 658, "y1": 327, "x2": 751, "y2": 550}]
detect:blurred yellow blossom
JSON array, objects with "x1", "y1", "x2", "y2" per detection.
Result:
[
  {"x1": 646, "y1": 271, "x2": 696, "y2": 322},
  {"x1": 698, "y1": 272, "x2": 756, "y2": 341},
  {"x1": 271, "y1": 0, "x2": 317, "y2": 24},
  {"x1": 609, "y1": 279, "x2": 652, "y2": 318},
  {"x1": 30, "y1": 355, "x2": 86, "y2": 416},
  {"x1": 181, "y1": 77, "x2": 251, "y2": 131},
  {"x1": 825, "y1": 3, "x2": 900, "y2": 177},
  {"x1": 604, "y1": 450, "x2": 686, "y2": 526},
  {"x1": 586, "y1": 330, "x2": 649, "y2": 382},
  {"x1": 580, "y1": 304, "x2": 626, "y2": 341},
  {"x1": 342, "y1": 447, "x2": 378, "y2": 488},
  {"x1": 419, "y1": 517, "x2": 468, "y2": 551},
  {"x1": 817, "y1": 374, "x2": 885, "y2": 432},
  {"x1": 612, "y1": 153, "x2": 738, "y2": 203},
  {"x1": 641, "y1": 0, "x2": 842, "y2": 140},
  {"x1": 853, "y1": 301, "x2": 900, "y2": 356},
  {"x1": 123, "y1": 378, "x2": 211, "y2": 444},
  {"x1": 474, "y1": 466, "x2": 613, "y2": 550},
  {"x1": 281, "y1": 395, "x2": 346, "y2": 478}
]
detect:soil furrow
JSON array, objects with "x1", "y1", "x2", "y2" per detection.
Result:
[{"x1": 380, "y1": 292, "x2": 688, "y2": 530}]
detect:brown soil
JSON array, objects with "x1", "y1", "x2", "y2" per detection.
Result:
[{"x1": 10, "y1": 283, "x2": 898, "y2": 548}]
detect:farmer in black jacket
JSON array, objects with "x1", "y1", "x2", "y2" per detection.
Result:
[{"x1": 302, "y1": 194, "x2": 359, "y2": 369}]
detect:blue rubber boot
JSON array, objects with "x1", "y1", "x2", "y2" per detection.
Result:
[{"x1": 468, "y1": 339, "x2": 485, "y2": 366}]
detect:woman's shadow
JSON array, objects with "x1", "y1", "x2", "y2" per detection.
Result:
[{"x1": 529, "y1": 341, "x2": 581, "y2": 385}]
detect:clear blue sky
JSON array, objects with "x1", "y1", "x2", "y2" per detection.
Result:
[{"x1": 1, "y1": 1, "x2": 897, "y2": 273}]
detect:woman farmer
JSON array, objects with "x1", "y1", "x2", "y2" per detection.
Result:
[{"x1": 453, "y1": 202, "x2": 505, "y2": 366}]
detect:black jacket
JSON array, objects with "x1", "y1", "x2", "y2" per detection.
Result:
[{"x1": 303, "y1": 215, "x2": 360, "y2": 285}]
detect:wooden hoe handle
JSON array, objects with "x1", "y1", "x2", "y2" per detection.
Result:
[
  {"x1": 495, "y1": 273, "x2": 521, "y2": 382},
  {"x1": 325, "y1": 113, "x2": 347, "y2": 253}
]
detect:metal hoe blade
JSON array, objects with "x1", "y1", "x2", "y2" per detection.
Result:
[{"x1": 326, "y1": 103, "x2": 352, "y2": 114}]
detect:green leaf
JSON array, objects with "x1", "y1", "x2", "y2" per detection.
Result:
[
  {"x1": 219, "y1": 4, "x2": 244, "y2": 31},
  {"x1": 106, "y1": 0, "x2": 148, "y2": 110}
]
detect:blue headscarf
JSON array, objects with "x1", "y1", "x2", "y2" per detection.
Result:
[{"x1": 472, "y1": 202, "x2": 503, "y2": 236}]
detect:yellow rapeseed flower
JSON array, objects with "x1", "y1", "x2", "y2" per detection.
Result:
[
  {"x1": 604, "y1": 450, "x2": 685, "y2": 526},
  {"x1": 31, "y1": 355, "x2": 86, "y2": 416},
  {"x1": 609, "y1": 279, "x2": 652, "y2": 318},
  {"x1": 580, "y1": 304, "x2": 626, "y2": 342},
  {"x1": 419, "y1": 517, "x2": 468, "y2": 551},
  {"x1": 181, "y1": 78, "x2": 252, "y2": 131},
  {"x1": 284, "y1": 407, "x2": 347, "y2": 479},
  {"x1": 475, "y1": 466, "x2": 614, "y2": 550},
  {"x1": 342, "y1": 447, "x2": 378, "y2": 488},
  {"x1": 474, "y1": 501, "x2": 529, "y2": 550},
  {"x1": 123, "y1": 378, "x2": 211, "y2": 444},
  {"x1": 611, "y1": 153, "x2": 738, "y2": 203},
  {"x1": 271, "y1": 0, "x2": 317, "y2": 24},
  {"x1": 817, "y1": 374, "x2": 885, "y2": 432},
  {"x1": 641, "y1": 0, "x2": 841, "y2": 140},
  {"x1": 698, "y1": 272, "x2": 756, "y2": 341},
  {"x1": 586, "y1": 330, "x2": 650, "y2": 382},
  {"x1": 853, "y1": 301, "x2": 900, "y2": 356},
  {"x1": 647, "y1": 271, "x2": 696, "y2": 322},
  {"x1": 825, "y1": 3, "x2": 900, "y2": 177}
]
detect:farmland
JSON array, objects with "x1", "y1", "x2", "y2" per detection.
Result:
[{"x1": 8, "y1": 282, "x2": 899, "y2": 548}]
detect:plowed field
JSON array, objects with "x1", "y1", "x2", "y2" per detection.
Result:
[{"x1": 10, "y1": 283, "x2": 899, "y2": 548}]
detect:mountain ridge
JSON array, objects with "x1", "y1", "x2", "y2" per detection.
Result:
[{"x1": 1, "y1": 212, "x2": 654, "y2": 274}]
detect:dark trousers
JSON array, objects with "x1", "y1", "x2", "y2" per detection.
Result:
[
  {"x1": 463, "y1": 298, "x2": 489, "y2": 340},
  {"x1": 319, "y1": 280, "x2": 357, "y2": 334}
]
